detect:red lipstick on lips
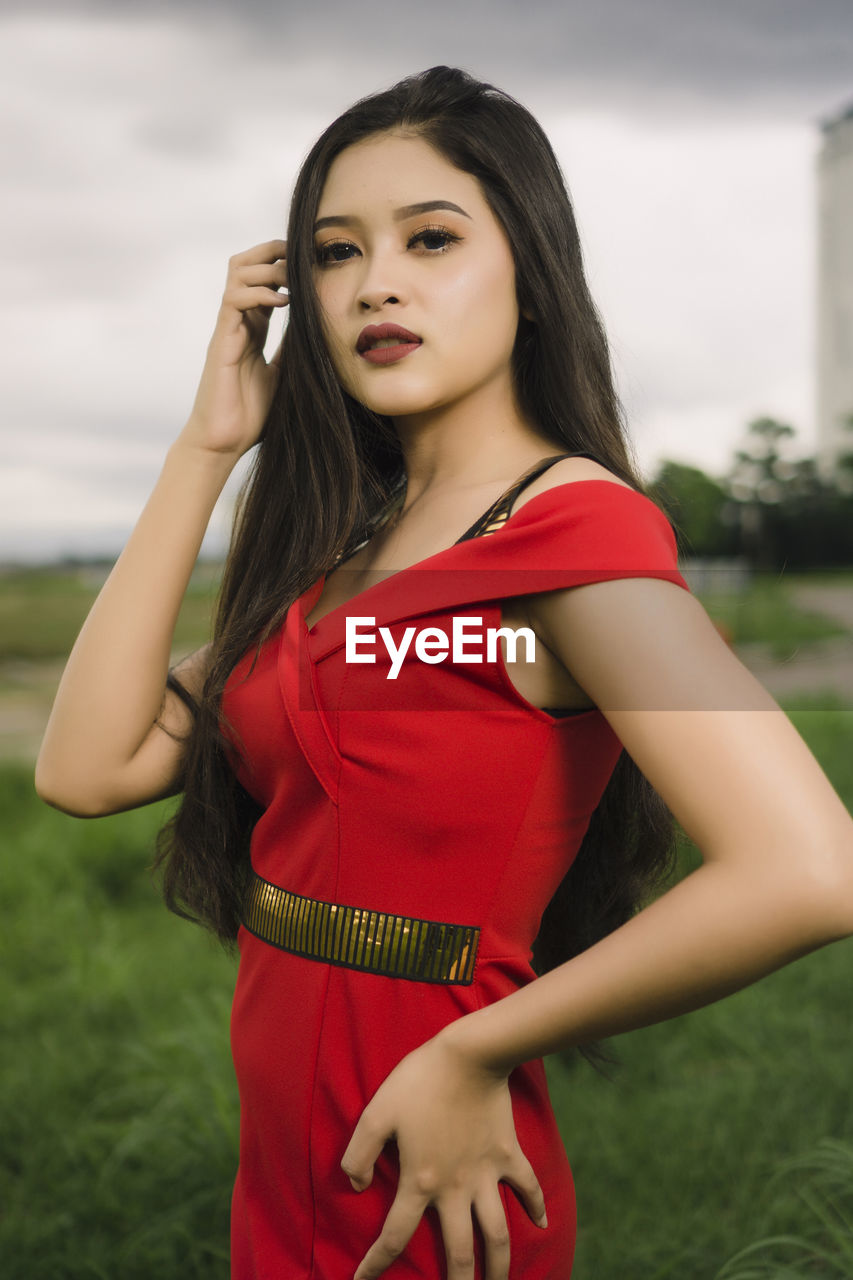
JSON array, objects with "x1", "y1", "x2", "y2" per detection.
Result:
[{"x1": 356, "y1": 323, "x2": 423, "y2": 365}]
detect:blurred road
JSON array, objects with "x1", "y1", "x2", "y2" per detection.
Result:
[
  {"x1": 734, "y1": 582, "x2": 853, "y2": 704},
  {"x1": 2, "y1": 583, "x2": 851, "y2": 764}
]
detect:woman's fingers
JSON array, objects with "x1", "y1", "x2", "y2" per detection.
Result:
[
  {"x1": 239, "y1": 261, "x2": 289, "y2": 289},
  {"x1": 352, "y1": 1192, "x2": 424, "y2": 1280},
  {"x1": 342, "y1": 1036, "x2": 545, "y2": 1276},
  {"x1": 228, "y1": 241, "x2": 288, "y2": 297},
  {"x1": 228, "y1": 238, "x2": 287, "y2": 268},
  {"x1": 472, "y1": 1184, "x2": 512, "y2": 1280},
  {"x1": 501, "y1": 1151, "x2": 548, "y2": 1228},
  {"x1": 436, "y1": 1198, "x2": 478, "y2": 1280},
  {"x1": 340, "y1": 1103, "x2": 387, "y2": 1191},
  {"x1": 221, "y1": 283, "x2": 289, "y2": 314},
  {"x1": 180, "y1": 237, "x2": 289, "y2": 457},
  {"x1": 220, "y1": 251, "x2": 289, "y2": 355},
  {"x1": 220, "y1": 242, "x2": 289, "y2": 322},
  {"x1": 352, "y1": 1180, "x2": 512, "y2": 1280}
]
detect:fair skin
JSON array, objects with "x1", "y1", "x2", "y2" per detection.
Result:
[{"x1": 35, "y1": 129, "x2": 853, "y2": 1280}]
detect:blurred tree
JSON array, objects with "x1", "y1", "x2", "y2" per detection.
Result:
[
  {"x1": 834, "y1": 411, "x2": 853, "y2": 494},
  {"x1": 647, "y1": 461, "x2": 735, "y2": 557},
  {"x1": 725, "y1": 416, "x2": 798, "y2": 568},
  {"x1": 723, "y1": 415, "x2": 853, "y2": 568},
  {"x1": 649, "y1": 416, "x2": 853, "y2": 570}
]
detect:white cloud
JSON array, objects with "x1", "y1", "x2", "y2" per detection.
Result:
[
  {"x1": 545, "y1": 111, "x2": 818, "y2": 472},
  {"x1": 0, "y1": 11, "x2": 842, "y2": 557}
]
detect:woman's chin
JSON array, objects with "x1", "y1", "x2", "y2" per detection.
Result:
[{"x1": 351, "y1": 390, "x2": 443, "y2": 421}]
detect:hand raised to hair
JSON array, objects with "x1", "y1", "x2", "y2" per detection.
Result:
[
  {"x1": 182, "y1": 239, "x2": 290, "y2": 459},
  {"x1": 341, "y1": 1031, "x2": 548, "y2": 1280}
]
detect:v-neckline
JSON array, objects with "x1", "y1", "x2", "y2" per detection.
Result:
[
  {"x1": 304, "y1": 454, "x2": 587, "y2": 635},
  {"x1": 301, "y1": 477, "x2": 626, "y2": 636},
  {"x1": 304, "y1": 542, "x2": 463, "y2": 636}
]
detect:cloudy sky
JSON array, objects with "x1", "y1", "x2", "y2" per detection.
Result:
[{"x1": 3, "y1": 0, "x2": 852, "y2": 560}]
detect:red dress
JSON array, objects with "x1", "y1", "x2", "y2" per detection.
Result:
[{"x1": 221, "y1": 477, "x2": 691, "y2": 1278}]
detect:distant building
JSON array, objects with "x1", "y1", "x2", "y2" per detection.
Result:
[{"x1": 816, "y1": 99, "x2": 853, "y2": 484}]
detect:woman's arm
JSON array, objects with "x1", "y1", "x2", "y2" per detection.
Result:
[
  {"x1": 35, "y1": 240, "x2": 289, "y2": 817},
  {"x1": 342, "y1": 576, "x2": 853, "y2": 1280},
  {"x1": 441, "y1": 576, "x2": 853, "y2": 1072}
]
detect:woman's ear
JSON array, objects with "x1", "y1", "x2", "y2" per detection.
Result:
[
  {"x1": 517, "y1": 300, "x2": 536, "y2": 325},
  {"x1": 517, "y1": 287, "x2": 536, "y2": 324}
]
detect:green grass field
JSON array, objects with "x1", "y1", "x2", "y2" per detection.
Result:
[
  {"x1": 700, "y1": 577, "x2": 849, "y2": 657},
  {"x1": 3, "y1": 567, "x2": 853, "y2": 1277},
  {"x1": 2, "y1": 563, "x2": 849, "y2": 662},
  {"x1": 0, "y1": 766, "x2": 237, "y2": 1278},
  {"x1": 0, "y1": 564, "x2": 221, "y2": 662}
]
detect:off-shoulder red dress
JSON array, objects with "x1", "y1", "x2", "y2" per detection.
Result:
[{"x1": 220, "y1": 462, "x2": 691, "y2": 1279}]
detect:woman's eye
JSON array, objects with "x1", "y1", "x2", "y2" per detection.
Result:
[
  {"x1": 409, "y1": 226, "x2": 461, "y2": 253},
  {"x1": 315, "y1": 241, "x2": 358, "y2": 266},
  {"x1": 314, "y1": 226, "x2": 461, "y2": 266}
]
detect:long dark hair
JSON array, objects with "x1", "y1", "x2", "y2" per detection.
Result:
[{"x1": 155, "y1": 66, "x2": 679, "y2": 1072}]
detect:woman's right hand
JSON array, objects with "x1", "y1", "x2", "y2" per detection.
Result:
[{"x1": 182, "y1": 239, "x2": 290, "y2": 458}]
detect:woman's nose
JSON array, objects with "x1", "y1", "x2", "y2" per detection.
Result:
[
  {"x1": 359, "y1": 289, "x2": 400, "y2": 311},
  {"x1": 356, "y1": 249, "x2": 405, "y2": 311}
]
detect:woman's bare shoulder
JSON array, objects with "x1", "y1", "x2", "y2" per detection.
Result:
[{"x1": 509, "y1": 456, "x2": 635, "y2": 517}]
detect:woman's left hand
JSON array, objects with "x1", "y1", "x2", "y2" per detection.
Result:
[{"x1": 341, "y1": 1029, "x2": 548, "y2": 1280}]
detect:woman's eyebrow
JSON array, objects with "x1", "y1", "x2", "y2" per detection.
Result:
[{"x1": 313, "y1": 200, "x2": 472, "y2": 232}]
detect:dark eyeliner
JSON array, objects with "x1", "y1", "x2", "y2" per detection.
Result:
[
  {"x1": 314, "y1": 239, "x2": 359, "y2": 266},
  {"x1": 315, "y1": 224, "x2": 462, "y2": 267},
  {"x1": 408, "y1": 223, "x2": 462, "y2": 252}
]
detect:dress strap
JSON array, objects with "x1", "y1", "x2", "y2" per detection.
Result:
[{"x1": 454, "y1": 451, "x2": 601, "y2": 543}]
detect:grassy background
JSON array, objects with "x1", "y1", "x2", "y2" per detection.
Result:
[
  {"x1": 2, "y1": 564, "x2": 850, "y2": 662},
  {"x1": 0, "y1": 564, "x2": 221, "y2": 662},
  {"x1": 699, "y1": 575, "x2": 849, "y2": 657},
  {"x1": 0, "y1": 766, "x2": 238, "y2": 1279},
  {"x1": 2, "y1": 567, "x2": 853, "y2": 1278}
]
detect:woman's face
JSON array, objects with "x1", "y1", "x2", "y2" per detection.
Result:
[{"x1": 312, "y1": 131, "x2": 523, "y2": 422}]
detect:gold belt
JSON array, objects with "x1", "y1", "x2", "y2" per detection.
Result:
[{"x1": 241, "y1": 870, "x2": 480, "y2": 985}]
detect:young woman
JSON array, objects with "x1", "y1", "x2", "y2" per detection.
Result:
[{"x1": 36, "y1": 66, "x2": 853, "y2": 1280}]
